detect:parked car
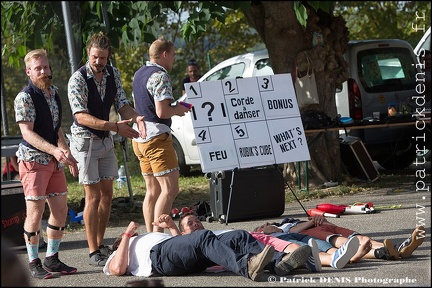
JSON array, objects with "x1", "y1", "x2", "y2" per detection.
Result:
[
  {"x1": 414, "y1": 26, "x2": 430, "y2": 56},
  {"x1": 172, "y1": 40, "x2": 420, "y2": 175},
  {"x1": 413, "y1": 26, "x2": 431, "y2": 161},
  {"x1": 335, "y1": 39, "x2": 420, "y2": 169}
]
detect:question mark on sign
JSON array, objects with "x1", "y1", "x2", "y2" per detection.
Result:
[
  {"x1": 298, "y1": 137, "x2": 303, "y2": 145},
  {"x1": 202, "y1": 102, "x2": 215, "y2": 121}
]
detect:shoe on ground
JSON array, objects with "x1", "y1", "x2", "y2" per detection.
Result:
[
  {"x1": 305, "y1": 238, "x2": 322, "y2": 272},
  {"x1": 29, "y1": 258, "x2": 54, "y2": 279},
  {"x1": 331, "y1": 236, "x2": 359, "y2": 269},
  {"x1": 374, "y1": 246, "x2": 393, "y2": 260},
  {"x1": 383, "y1": 239, "x2": 399, "y2": 260},
  {"x1": 99, "y1": 245, "x2": 113, "y2": 257},
  {"x1": 89, "y1": 251, "x2": 108, "y2": 266},
  {"x1": 397, "y1": 226, "x2": 426, "y2": 259},
  {"x1": 43, "y1": 252, "x2": 77, "y2": 274},
  {"x1": 275, "y1": 245, "x2": 311, "y2": 276},
  {"x1": 248, "y1": 245, "x2": 275, "y2": 281}
]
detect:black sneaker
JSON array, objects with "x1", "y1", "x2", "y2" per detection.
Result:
[
  {"x1": 99, "y1": 245, "x2": 113, "y2": 257},
  {"x1": 43, "y1": 253, "x2": 77, "y2": 274},
  {"x1": 374, "y1": 246, "x2": 392, "y2": 260},
  {"x1": 396, "y1": 226, "x2": 425, "y2": 258},
  {"x1": 29, "y1": 258, "x2": 54, "y2": 279},
  {"x1": 89, "y1": 251, "x2": 108, "y2": 266}
]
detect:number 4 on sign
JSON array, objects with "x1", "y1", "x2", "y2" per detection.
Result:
[{"x1": 195, "y1": 127, "x2": 212, "y2": 144}]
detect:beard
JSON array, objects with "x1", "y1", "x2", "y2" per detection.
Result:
[
  {"x1": 91, "y1": 63, "x2": 105, "y2": 74},
  {"x1": 34, "y1": 75, "x2": 52, "y2": 90}
]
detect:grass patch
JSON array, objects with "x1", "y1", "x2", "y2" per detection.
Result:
[{"x1": 64, "y1": 164, "x2": 420, "y2": 229}]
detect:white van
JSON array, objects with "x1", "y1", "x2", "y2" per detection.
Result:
[
  {"x1": 172, "y1": 40, "x2": 420, "y2": 174},
  {"x1": 414, "y1": 26, "x2": 430, "y2": 55},
  {"x1": 335, "y1": 39, "x2": 419, "y2": 169}
]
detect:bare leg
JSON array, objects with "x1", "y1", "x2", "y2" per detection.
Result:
[
  {"x1": 23, "y1": 200, "x2": 45, "y2": 249},
  {"x1": 83, "y1": 180, "x2": 113, "y2": 253},
  {"x1": 350, "y1": 236, "x2": 372, "y2": 262},
  {"x1": 283, "y1": 243, "x2": 301, "y2": 253},
  {"x1": 318, "y1": 252, "x2": 333, "y2": 266},
  {"x1": 143, "y1": 174, "x2": 161, "y2": 233},
  {"x1": 152, "y1": 170, "x2": 179, "y2": 232},
  {"x1": 97, "y1": 180, "x2": 113, "y2": 247}
]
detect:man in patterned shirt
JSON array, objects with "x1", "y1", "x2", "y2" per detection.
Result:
[
  {"x1": 67, "y1": 32, "x2": 145, "y2": 267},
  {"x1": 131, "y1": 37, "x2": 191, "y2": 233},
  {"x1": 14, "y1": 49, "x2": 79, "y2": 279}
]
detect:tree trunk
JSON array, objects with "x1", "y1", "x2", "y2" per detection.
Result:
[{"x1": 245, "y1": 2, "x2": 350, "y2": 187}]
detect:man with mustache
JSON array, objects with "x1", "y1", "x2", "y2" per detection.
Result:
[
  {"x1": 67, "y1": 32, "x2": 146, "y2": 267},
  {"x1": 14, "y1": 49, "x2": 79, "y2": 279}
]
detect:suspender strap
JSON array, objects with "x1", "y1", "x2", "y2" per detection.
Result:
[
  {"x1": 47, "y1": 223, "x2": 65, "y2": 231},
  {"x1": 23, "y1": 229, "x2": 40, "y2": 240}
]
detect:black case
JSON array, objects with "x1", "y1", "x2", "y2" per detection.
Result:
[
  {"x1": 340, "y1": 136, "x2": 380, "y2": 182},
  {"x1": 208, "y1": 166, "x2": 285, "y2": 223},
  {"x1": 1, "y1": 181, "x2": 26, "y2": 249}
]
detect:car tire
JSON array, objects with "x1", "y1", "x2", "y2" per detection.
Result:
[{"x1": 172, "y1": 136, "x2": 191, "y2": 176}]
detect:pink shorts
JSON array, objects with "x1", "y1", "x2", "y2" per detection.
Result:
[
  {"x1": 250, "y1": 231, "x2": 294, "y2": 252},
  {"x1": 19, "y1": 159, "x2": 68, "y2": 200},
  {"x1": 299, "y1": 223, "x2": 357, "y2": 242}
]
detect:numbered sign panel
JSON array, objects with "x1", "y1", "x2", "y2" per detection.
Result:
[{"x1": 185, "y1": 74, "x2": 310, "y2": 173}]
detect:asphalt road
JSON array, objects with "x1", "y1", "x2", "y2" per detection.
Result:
[{"x1": 5, "y1": 164, "x2": 431, "y2": 287}]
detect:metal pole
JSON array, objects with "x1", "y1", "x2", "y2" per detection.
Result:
[{"x1": 61, "y1": 1, "x2": 79, "y2": 74}]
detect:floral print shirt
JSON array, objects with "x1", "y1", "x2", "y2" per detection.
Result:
[
  {"x1": 68, "y1": 62, "x2": 130, "y2": 138},
  {"x1": 14, "y1": 84, "x2": 60, "y2": 164}
]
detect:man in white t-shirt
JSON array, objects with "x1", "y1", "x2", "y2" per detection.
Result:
[{"x1": 103, "y1": 215, "x2": 274, "y2": 281}]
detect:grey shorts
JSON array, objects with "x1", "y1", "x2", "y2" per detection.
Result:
[{"x1": 69, "y1": 136, "x2": 118, "y2": 184}]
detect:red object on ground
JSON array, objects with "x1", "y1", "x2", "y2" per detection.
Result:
[
  {"x1": 316, "y1": 203, "x2": 346, "y2": 215},
  {"x1": 171, "y1": 208, "x2": 180, "y2": 215},
  {"x1": 181, "y1": 207, "x2": 190, "y2": 214},
  {"x1": 308, "y1": 208, "x2": 340, "y2": 218}
]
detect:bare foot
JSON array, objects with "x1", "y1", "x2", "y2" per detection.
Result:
[{"x1": 350, "y1": 238, "x2": 372, "y2": 262}]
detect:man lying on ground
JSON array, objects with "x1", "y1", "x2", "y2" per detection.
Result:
[
  {"x1": 103, "y1": 216, "x2": 274, "y2": 281},
  {"x1": 177, "y1": 212, "x2": 360, "y2": 272},
  {"x1": 172, "y1": 212, "x2": 317, "y2": 274}
]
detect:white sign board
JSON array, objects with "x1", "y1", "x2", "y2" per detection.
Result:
[{"x1": 185, "y1": 73, "x2": 310, "y2": 173}]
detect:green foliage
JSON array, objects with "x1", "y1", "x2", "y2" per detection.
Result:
[
  {"x1": 1, "y1": 1, "x2": 61, "y2": 67},
  {"x1": 334, "y1": 1, "x2": 431, "y2": 47},
  {"x1": 2, "y1": 1, "x2": 431, "y2": 136}
]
